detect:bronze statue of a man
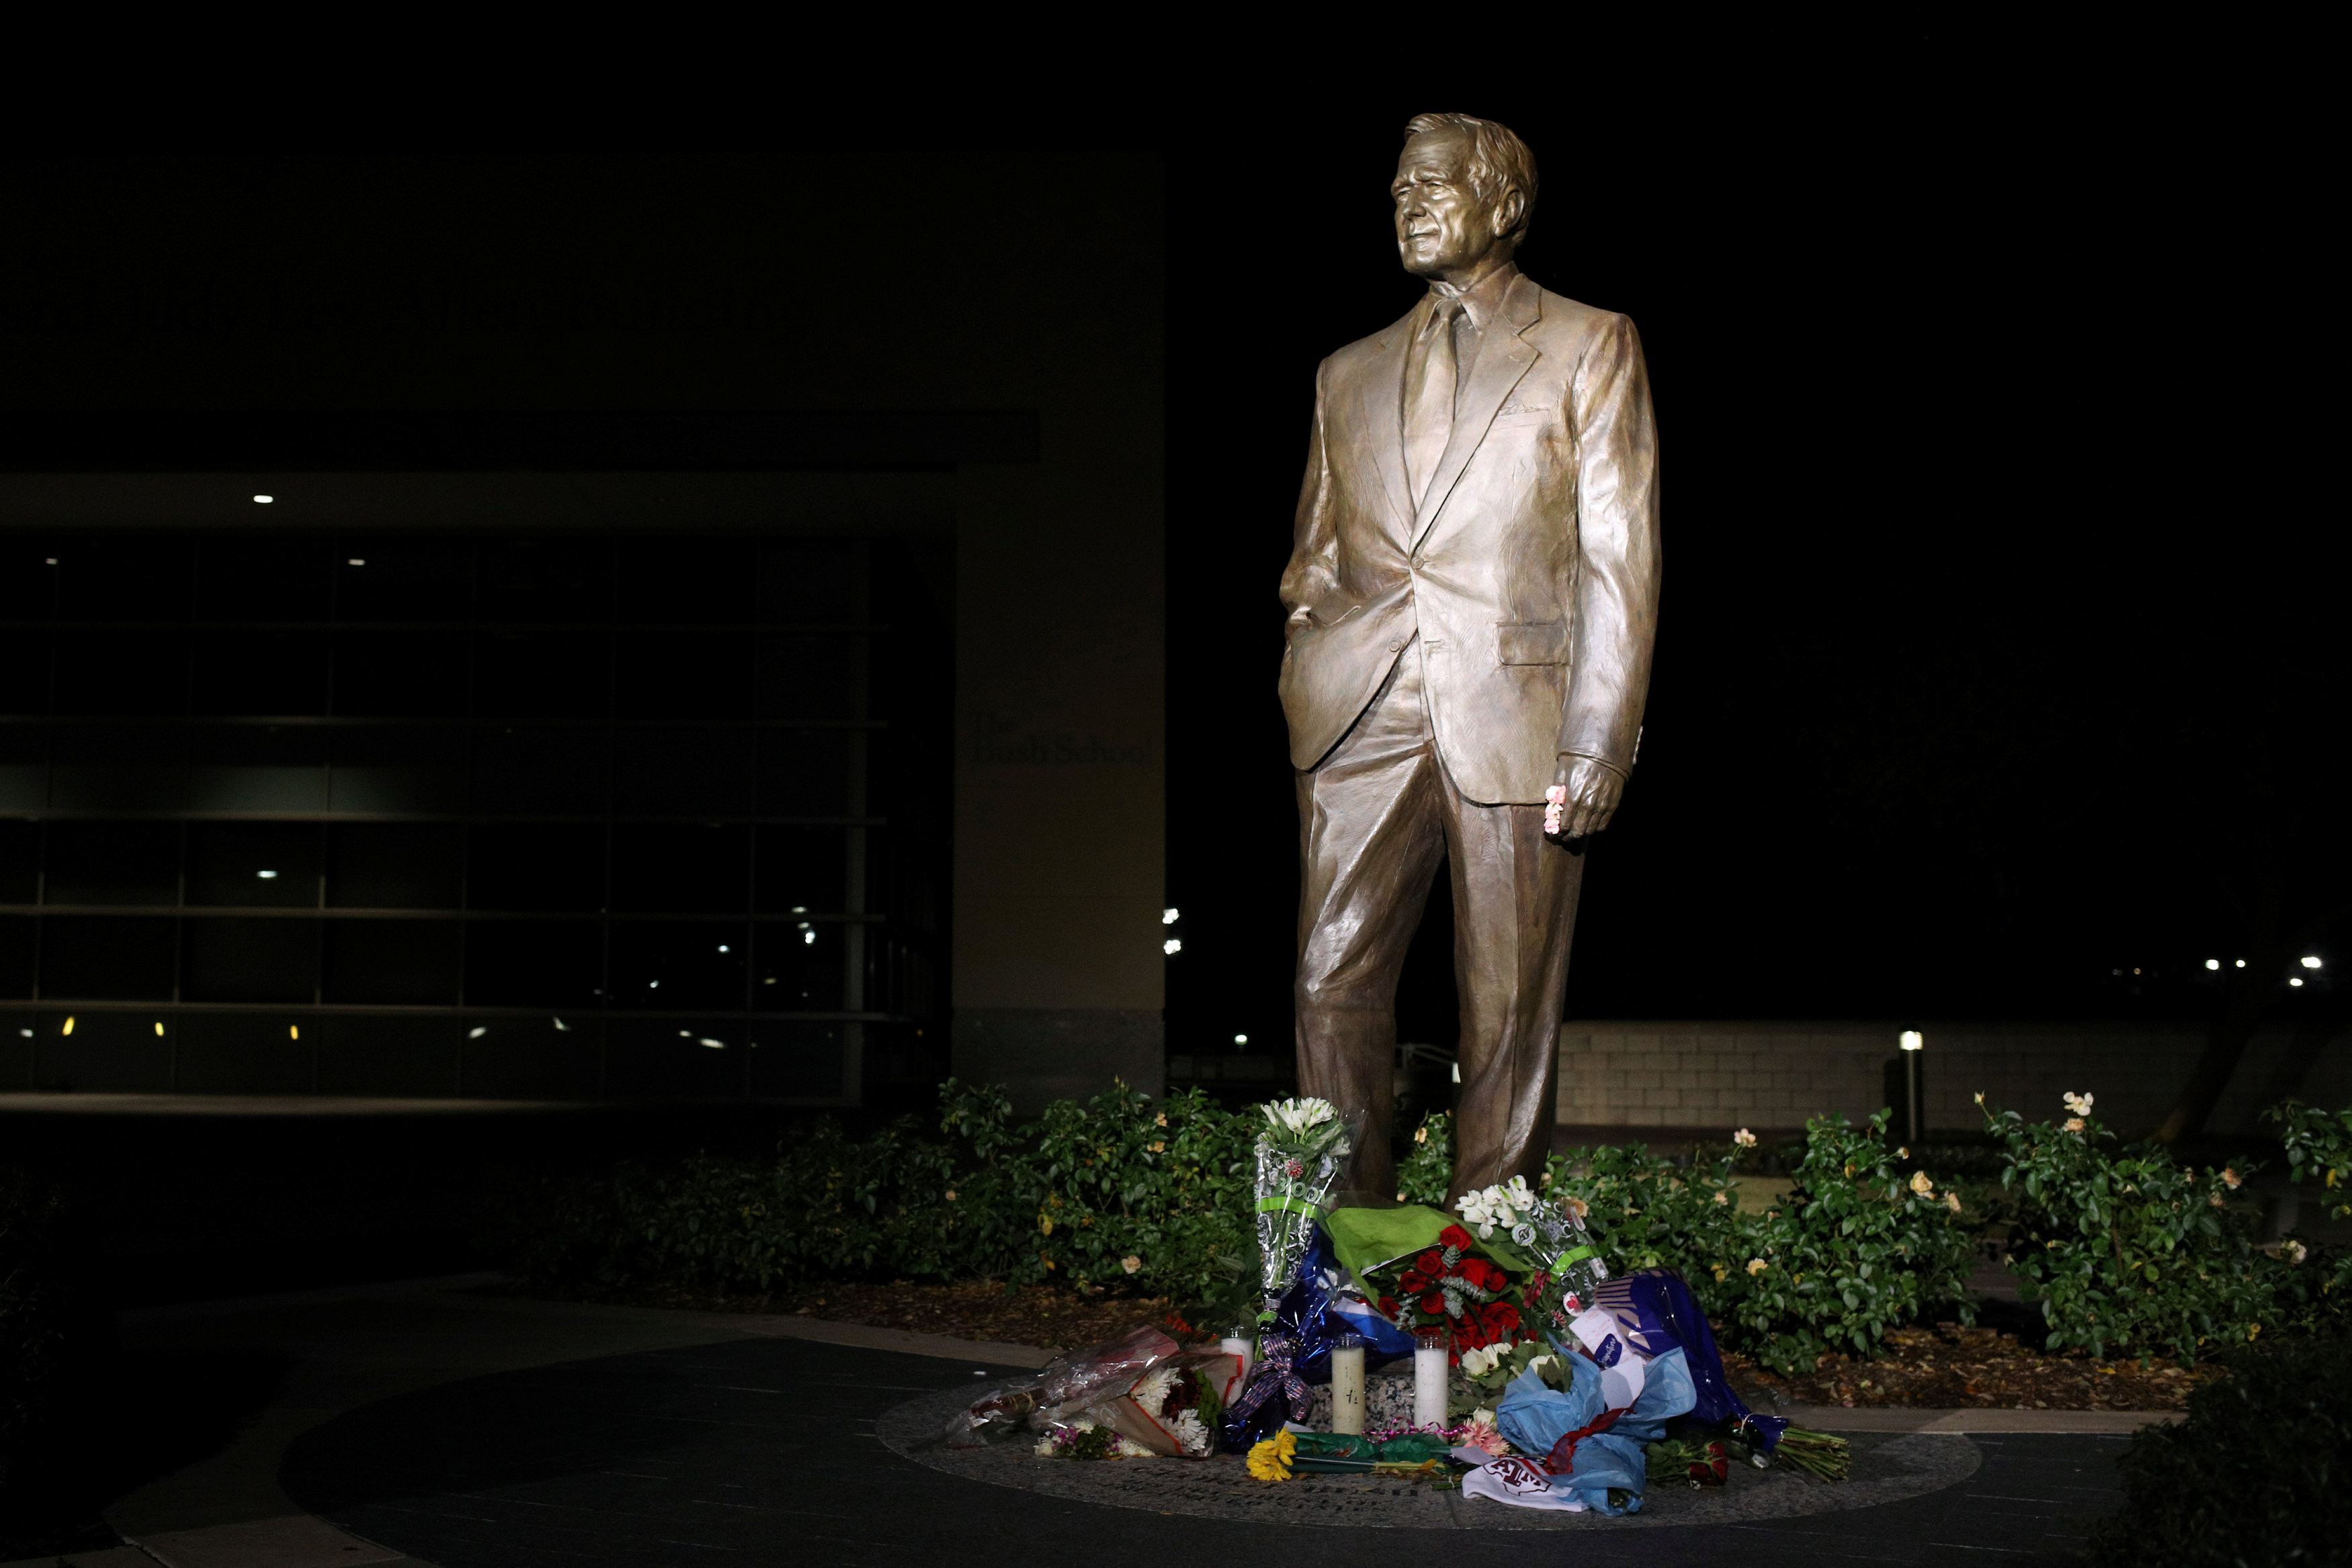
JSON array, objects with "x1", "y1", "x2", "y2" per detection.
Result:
[{"x1": 1280, "y1": 113, "x2": 1661, "y2": 1204}]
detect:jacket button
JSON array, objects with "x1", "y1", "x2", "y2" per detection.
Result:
[{"x1": 1387, "y1": 642, "x2": 1404, "y2": 652}]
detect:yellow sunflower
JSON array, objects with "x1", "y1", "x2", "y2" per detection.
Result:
[{"x1": 1247, "y1": 1430, "x2": 1298, "y2": 1482}]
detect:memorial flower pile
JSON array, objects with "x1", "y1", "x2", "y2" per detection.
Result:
[
  {"x1": 1251, "y1": 1097, "x2": 1353, "y2": 1320},
  {"x1": 1368, "y1": 1223, "x2": 1523, "y2": 1358}
]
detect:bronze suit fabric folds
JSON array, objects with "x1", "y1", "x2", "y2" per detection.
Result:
[
  {"x1": 1280, "y1": 269, "x2": 1661, "y2": 1200},
  {"x1": 1294, "y1": 644, "x2": 1585, "y2": 1202}
]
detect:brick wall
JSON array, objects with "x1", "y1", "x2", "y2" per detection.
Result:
[{"x1": 1555, "y1": 1020, "x2": 2351, "y2": 1139}]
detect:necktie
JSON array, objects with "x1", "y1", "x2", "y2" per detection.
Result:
[{"x1": 1402, "y1": 296, "x2": 1464, "y2": 510}]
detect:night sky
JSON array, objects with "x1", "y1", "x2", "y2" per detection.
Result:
[{"x1": 1160, "y1": 94, "x2": 2341, "y2": 1055}]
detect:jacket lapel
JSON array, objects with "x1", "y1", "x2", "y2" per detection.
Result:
[
  {"x1": 1353, "y1": 302, "x2": 1423, "y2": 543},
  {"x1": 1408, "y1": 273, "x2": 1542, "y2": 552}
]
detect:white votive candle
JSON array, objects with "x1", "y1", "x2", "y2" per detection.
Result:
[
  {"x1": 1330, "y1": 1337, "x2": 1366, "y2": 1435},
  {"x1": 1220, "y1": 1333, "x2": 1253, "y2": 1381},
  {"x1": 1413, "y1": 1335, "x2": 1450, "y2": 1430}
]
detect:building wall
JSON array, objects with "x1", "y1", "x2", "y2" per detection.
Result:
[{"x1": 1556, "y1": 1019, "x2": 2351, "y2": 1139}]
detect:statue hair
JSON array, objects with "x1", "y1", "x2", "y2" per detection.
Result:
[{"x1": 1402, "y1": 112, "x2": 1538, "y2": 244}]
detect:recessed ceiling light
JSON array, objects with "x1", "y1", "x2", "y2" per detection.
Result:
[{"x1": 253, "y1": 494, "x2": 274, "y2": 504}]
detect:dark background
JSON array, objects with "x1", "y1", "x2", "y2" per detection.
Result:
[{"x1": 1160, "y1": 95, "x2": 2342, "y2": 1063}]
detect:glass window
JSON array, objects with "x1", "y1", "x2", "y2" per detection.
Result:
[
  {"x1": 321, "y1": 920, "x2": 461, "y2": 1005},
  {"x1": 180, "y1": 918, "x2": 317, "y2": 1003},
  {"x1": 609, "y1": 920, "x2": 745, "y2": 1010},
  {"x1": 755, "y1": 826, "x2": 848, "y2": 914},
  {"x1": 193, "y1": 541, "x2": 333, "y2": 624},
  {"x1": 0, "y1": 916, "x2": 34, "y2": 998},
  {"x1": 44, "y1": 820, "x2": 179, "y2": 906},
  {"x1": 54, "y1": 540, "x2": 191, "y2": 623},
  {"x1": 605, "y1": 1015, "x2": 747, "y2": 1098},
  {"x1": 754, "y1": 918, "x2": 844, "y2": 1011},
  {"x1": 188, "y1": 632, "x2": 331, "y2": 716},
  {"x1": 610, "y1": 824, "x2": 748, "y2": 914},
  {"x1": 757, "y1": 635, "x2": 859, "y2": 720},
  {"x1": 460, "y1": 1014, "x2": 601, "y2": 1098},
  {"x1": 614, "y1": 632, "x2": 752, "y2": 720},
  {"x1": 610, "y1": 729, "x2": 753, "y2": 817},
  {"x1": 0, "y1": 727, "x2": 45, "y2": 813},
  {"x1": 46, "y1": 726, "x2": 186, "y2": 813},
  {"x1": 331, "y1": 631, "x2": 469, "y2": 717},
  {"x1": 478, "y1": 539, "x2": 612, "y2": 623},
  {"x1": 39, "y1": 915, "x2": 177, "y2": 1000},
  {"x1": 462, "y1": 920, "x2": 603, "y2": 1006},
  {"x1": 757, "y1": 730, "x2": 851, "y2": 817},
  {"x1": 757, "y1": 541, "x2": 862, "y2": 625},
  {"x1": 314, "y1": 1012, "x2": 457, "y2": 1096},
  {"x1": 329, "y1": 727, "x2": 468, "y2": 816},
  {"x1": 474, "y1": 632, "x2": 610, "y2": 720},
  {"x1": 466, "y1": 824, "x2": 604, "y2": 912},
  {"x1": 187, "y1": 726, "x2": 329, "y2": 813},
  {"x1": 471, "y1": 728, "x2": 605, "y2": 815},
  {"x1": 186, "y1": 822, "x2": 320, "y2": 907},
  {"x1": 616, "y1": 539, "x2": 755, "y2": 626},
  {"x1": 34, "y1": 1008, "x2": 172, "y2": 1092},
  {"x1": 0, "y1": 822, "x2": 38, "y2": 904},
  {"x1": 0, "y1": 546, "x2": 59, "y2": 623},
  {"x1": 0, "y1": 631, "x2": 51, "y2": 716},
  {"x1": 333, "y1": 541, "x2": 471, "y2": 623},
  {"x1": 327, "y1": 825, "x2": 463, "y2": 910},
  {"x1": 748, "y1": 1020, "x2": 847, "y2": 1098},
  {"x1": 173, "y1": 1012, "x2": 315, "y2": 1094},
  {"x1": 51, "y1": 631, "x2": 187, "y2": 716}
]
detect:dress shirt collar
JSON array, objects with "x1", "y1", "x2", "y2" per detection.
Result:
[{"x1": 1425, "y1": 261, "x2": 1521, "y2": 333}]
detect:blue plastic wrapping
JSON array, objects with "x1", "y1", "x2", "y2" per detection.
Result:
[
  {"x1": 1495, "y1": 1346, "x2": 1696, "y2": 1514},
  {"x1": 1220, "y1": 1224, "x2": 1416, "y2": 1452},
  {"x1": 1588, "y1": 1269, "x2": 1790, "y2": 1452}
]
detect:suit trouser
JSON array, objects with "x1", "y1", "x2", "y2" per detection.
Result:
[{"x1": 1293, "y1": 641, "x2": 1585, "y2": 1204}]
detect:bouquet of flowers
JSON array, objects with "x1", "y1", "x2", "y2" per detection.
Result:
[
  {"x1": 1366, "y1": 1223, "x2": 1524, "y2": 1360},
  {"x1": 1456, "y1": 1175, "x2": 1610, "y2": 1329},
  {"x1": 1251, "y1": 1097, "x2": 1353, "y2": 1321}
]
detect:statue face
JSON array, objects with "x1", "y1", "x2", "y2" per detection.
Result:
[{"x1": 1392, "y1": 130, "x2": 1511, "y2": 281}]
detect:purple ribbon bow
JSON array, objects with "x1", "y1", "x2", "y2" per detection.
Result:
[{"x1": 1226, "y1": 1334, "x2": 1311, "y2": 1426}]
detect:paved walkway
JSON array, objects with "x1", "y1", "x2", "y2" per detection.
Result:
[{"x1": 2, "y1": 1279, "x2": 2177, "y2": 1568}]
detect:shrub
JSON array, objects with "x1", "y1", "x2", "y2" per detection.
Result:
[
  {"x1": 1980, "y1": 1095, "x2": 2269, "y2": 1364},
  {"x1": 2083, "y1": 1332, "x2": 2352, "y2": 1567},
  {"x1": 1396, "y1": 1110, "x2": 1454, "y2": 1205},
  {"x1": 1698, "y1": 1111, "x2": 1978, "y2": 1376}
]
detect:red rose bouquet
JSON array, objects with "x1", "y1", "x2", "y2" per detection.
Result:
[{"x1": 1372, "y1": 1224, "x2": 1525, "y2": 1361}]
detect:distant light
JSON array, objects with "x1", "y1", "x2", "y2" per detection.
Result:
[
  {"x1": 154, "y1": 1022, "x2": 165, "y2": 1037},
  {"x1": 1164, "y1": 938, "x2": 1183, "y2": 955},
  {"x1": 2235, "y1": 959, "x2": 2247, "y2": 968},
  {"x1": 763, "y1": 977, "x2": 775, "y2": 984},
  {"x1": 289, "y1": 1025, "x2": 300, "y2": 1040},
  {"x1": 347, "y1": 558, "x2": 366, "y2": 566},
  {"x1": 253, "y1": 494, "x2": 274, "y2": 504},
  {"x1": 1899, "y1": 1030, "x2": 1924, "y2": 1052},
  {"x1": 717, "y1": 944, "x2": 730, "y2": 953},
  {"x1": 791, "y1": 905, "x2": 808, "y2": 914},
  {"x1": 648, "y1": 979, "x2": 660, "y2": 988},
  {"x1": 2302, "y1": 956, "x2": 2323, "y2": 969},
  {"x1": 467, "y1": 1025, "x2": 487, "y2": 1038},
  {"x1": 1451, "y1": 1061, "x2": 1461, "y2": 1084},
  {"x1": 17, "y1": 1029, "x2": 28, "y2": 1039},
  {"x1": 802, "y1": 931, "x2": 816, "y2": 945},
  {"x1": 679, "y1": 1030, "x2": 691, "y2": 1037},
  {"x1": 698, "y1": 1037, "x2": 725, "y2": 1049},
  {"x1": 2206, "y1": 959, "x2": 2220, "y2": 970},
  {"x1": 257, "y1": 869, "x2": 278, "y2": 879},
  {"x1": 552, "y1": 1018, "x2": 570, "y2": 1031},
  {"x1": 62, "y1": 1016, "x2": 73, "y2": 1036},
  {"x1": 2290, "y1": 977, "x2": 2306, "y2": 988},
  {"x1": 44, "y1": 558, "x2": 56, "y2": 565},
  {"x1": 1233, "y1": 1033, "x2": 1248, "y2": 1045},
  {"x1": 1162, "y1": 908, "x2": 1180, "y2": 925}
]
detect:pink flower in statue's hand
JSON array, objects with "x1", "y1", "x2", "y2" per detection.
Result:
[{"x1": 1543, "y1": 785, "x2": 1568, "y2": 836}]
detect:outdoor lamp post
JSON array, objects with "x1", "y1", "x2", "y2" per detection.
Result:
[{"x1": 1898, "y1": 1031, "x2": 1925, "y2": 1147}]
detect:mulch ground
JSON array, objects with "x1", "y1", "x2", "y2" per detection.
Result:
[
  {"x1": 1726, "y1": 1322, "x2": 2219, "y2": 1411},
  {"x1": 493, "y1": 1281, "x2": 2218, "y2": 1411}
]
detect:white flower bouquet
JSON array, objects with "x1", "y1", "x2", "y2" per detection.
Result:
[
  {"x1": 1455, "y1": 1175, "x2": 1610, "y2": 1325},
  {"x1": 1252, "y1": 1096, "x2": 1354, "y2": 1318}
]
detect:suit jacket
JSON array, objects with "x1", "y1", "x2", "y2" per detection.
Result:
[{"x1": 1277, "y1": 271, "x2": 1661, "y2": 805}]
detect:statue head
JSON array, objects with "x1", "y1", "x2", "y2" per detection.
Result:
[{"x1": 1392, "y1": 113, "x2": 1538, "y2": 286}]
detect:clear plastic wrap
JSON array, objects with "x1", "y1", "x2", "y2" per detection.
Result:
[
  {"x1": 945, "y1": 1322, "x2": 1180, "y2": 1448},
  {"x1": 1251, "y1": 1097, "x2": 1354, "y2": 1319},
  {"x1": 1455, "y1": 1175, "x2": 1609, "y2": 1325}
]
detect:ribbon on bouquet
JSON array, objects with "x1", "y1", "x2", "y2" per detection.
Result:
[
  {"x1": 1542, "y1": 1405, "x2": 1628, "y2": 1476},
  {"x1": 1226, "y1": 1334, "x2": 1312, "y2": 1426}
]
